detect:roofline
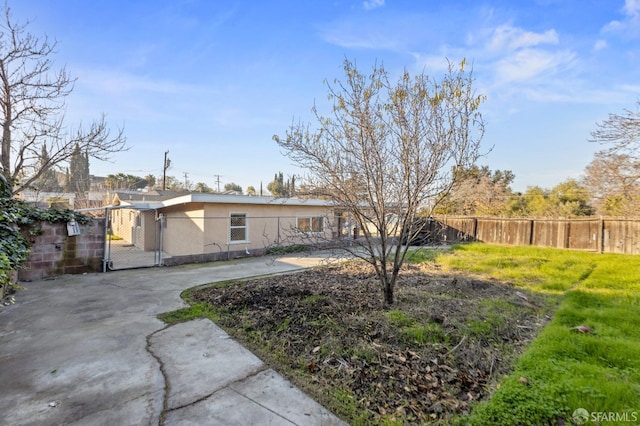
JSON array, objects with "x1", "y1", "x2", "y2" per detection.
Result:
[{"x1": 118, "y1": 193, "x2": 336, "y2": 210}]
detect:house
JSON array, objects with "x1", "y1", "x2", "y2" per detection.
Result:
[{"x1": 108, "y1": 192, "x2": 347, "y2": 264}]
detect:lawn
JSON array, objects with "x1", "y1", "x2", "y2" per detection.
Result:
[
  {"x1": 437, "y1": 244, "x2": 640, "y2": 425},
  {"x1": 163, "y1": 244, "x2": 640, "y2": 425}
]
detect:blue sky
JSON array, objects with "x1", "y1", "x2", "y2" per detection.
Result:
[{"x1": 12, "y1": 0, "x2": 640, "y2": 192}]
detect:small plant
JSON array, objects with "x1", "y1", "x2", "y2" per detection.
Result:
[
  {"x1": 302, "y1": 294, "x2": 328, "y2": 304},
  {"x1": 383, "y1": 309, "x2": 414, "y2": 327},
  {"x1": 266, "y1": 244, "x2": 309, "y2": 255},
  {"x1": 402, "y1": 322, "x2": 449, "y2": 344},
  {"x1": 157, "y1": 303, "x2": 221, "y2": 324}
]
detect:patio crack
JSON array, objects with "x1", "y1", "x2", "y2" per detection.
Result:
[
  {"x1": 163, "y1": 364, "x2": 271, "y2": 415},
  {"x1": 146, "y1": 324, "x2": 172, "y2": 426}
]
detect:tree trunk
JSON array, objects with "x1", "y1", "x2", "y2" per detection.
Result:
[
  {"x1": 383, "y1": 280, "x2": 394, "y2": 306},
  {"x1": 1, "y1": 105, "x2": 11, "y2": 177}
]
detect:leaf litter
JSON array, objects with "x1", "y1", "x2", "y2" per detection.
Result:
[{"x1": 191, "y1": 260, "x2": 552, "y2": 424}]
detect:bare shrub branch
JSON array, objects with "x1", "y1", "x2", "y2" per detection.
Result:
[{"x1": 273, "y1": 59, "x2": 486, "y2": 305}]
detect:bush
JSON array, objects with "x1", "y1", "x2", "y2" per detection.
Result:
[{"x1": 0, "y1": 174, "x2": 90, "y2": 297}]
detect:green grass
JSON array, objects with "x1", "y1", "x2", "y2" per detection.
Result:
[
  {"x1": 157, "y1": 302, "x2": 222, "y2": 324},
  {"x1": 434, "y1": 243, "x2": 640, "y2": 425}
]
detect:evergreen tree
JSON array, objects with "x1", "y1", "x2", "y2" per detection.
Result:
[
  {"x1": 66, "y1": 144, "x2": 90, "y2": 193},
  {"x1": 267, "y1": 172, "x2": 295, "y2": 197},
  {"x1": 33, "y1": 146, "x2": 60, "y2": 192},
  {"x1": 224, "y1": 182, "x2": 242, "y2": 193}
]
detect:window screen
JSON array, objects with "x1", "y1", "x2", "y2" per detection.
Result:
[{"x1": 230, "y1": 213, "x2": 247, "y2": 241}]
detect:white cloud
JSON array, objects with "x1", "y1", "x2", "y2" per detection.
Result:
[
  {"x1": 75, "y1": 67, "x2": 210, "y2": 96},
  {"x1": 603, "y1": 0, "x2": 640, "y2": 37},
  {"x1": 494, "y1": 48, "x2": 574, "y2": 83},
  {"x1": 593, "y1": 39, "x2": 608, "y2": 50},
  {"x1": 487, "y1": 25, "x2": 559, "y2": 52},
  {"x1": 363, "y1": 0, "x2": 385, "y2": 11}
]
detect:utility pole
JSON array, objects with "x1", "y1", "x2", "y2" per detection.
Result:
[
  {"x1": 214, "y1": 174, "x2": 222, "y2": 193},
  {"x1": 163, "y1": 150, "x2": 170, "y2": 190},
  {"x1": 183, "y1": 172, "x2": 189, "y2": 190}
]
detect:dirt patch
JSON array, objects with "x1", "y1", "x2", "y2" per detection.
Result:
[{"x1": 191, "y1": 260, "x2": 552, "y2": 424}]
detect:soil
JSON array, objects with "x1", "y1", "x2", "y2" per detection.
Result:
[{"x1": 190, "y1": 259, "x2": 552, "y2": 424}]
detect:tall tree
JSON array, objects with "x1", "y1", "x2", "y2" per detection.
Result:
[
  {"x1": 586, "y1": 101, "x2": 640, "y2": 216},
  {"x1": 32, "y1": 146, "x2": 60, "y2": 192},
  {"x1": 104, "y1": 173, "x2": 147, "y2": 190},
  {"x1": 582, "y1": 152, "x2": 640, "y2": 216},
  {"x1": 194, "y1": 182, "x2": 213, "y2": 193},
  {"x1": 0, "y1": 4, "x2": 126, "y2": 194},
  {"x1": 547, "y1": 179, "x2": 593, "y2": 217},
  {"x1": 590, "y1": 100, "x2": 640, "y2": 160},
  {"x1": 508, "y1": 180, "x2": 593, "y2": 217},
  {"x1": 65, "y1": 144, "x2": 90, "y2": 193},
  {"x1": 144, "y1": 174, "x2": 156, "y2": 188},
  {"x1": 267, "y1": 172, "x2": 294, "y2": 197},
  {"x1": 434, "y1": 165, "x2": 514, "y2": 216},
  {"x1": 274, "y1": 59, "x2": 485, "y2": 305},
  {"x1": 224, "y1": 182, "x2": 242, "y2": 193}
]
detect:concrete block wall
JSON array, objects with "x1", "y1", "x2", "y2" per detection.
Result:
[{"x1": 19, "y1": 219, "x2": 105, "y2": 281}]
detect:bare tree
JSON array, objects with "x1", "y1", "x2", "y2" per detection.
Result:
[
  {"x1": 273, "y1": 59, "x2": 486, "y2": 305},
  {"x1": 435, "y1": 165, "x2": 514, "y2": 216},
  {"x1": 0, "y1": 4, "x2": 126, "y2": 194},
  {"x1": 586, "y1": 101, "x2": 640, "y2": 215},
  {"x1": 590, "y1": 100, "x2": 640, "y2": 160},
  {"x1": 582, "y1": 152, "x2": 640, "y2": 216}
]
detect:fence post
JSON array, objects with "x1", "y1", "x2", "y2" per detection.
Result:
[
  {"x1": 599, "y1": 216, "x2": 605, "y2": 253},
  {"x1": 529, "y1": 219, "x2": 534, "y2": 246},
  {"x1": 472, "y1": 217, "x2": 478, "y2": 241}
]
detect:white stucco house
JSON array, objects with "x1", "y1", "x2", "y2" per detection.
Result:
[{"x1": 107, "y1": 192, "x2": 348, "y2": 263}]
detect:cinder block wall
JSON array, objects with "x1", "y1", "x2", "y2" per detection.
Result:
[{"x1": 19, "y1": 219, "x2": 105, "y2": 281}]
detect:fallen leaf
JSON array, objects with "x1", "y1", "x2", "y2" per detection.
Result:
[{"x1": 571, "y1": 325, "x2": 594, "y2": 334}]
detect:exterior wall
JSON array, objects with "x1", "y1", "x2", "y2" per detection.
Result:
[
  {"x1": 19, "y1": 219, "x2": 105, "y2": 281},
  {"x1": 160, "y1": 203, "x2": 337, "y2": 256},
  {"x1": 136, "y1": 210, "x2": 157, "y2": 251},
  {"x1": 109, "y1": 208, "x2": 138, "y2": 244},
  {"x1": 109, "y1": 208, "x2": 157, "y2": 250},
  {"x1": 161, "y1": 204, "x2": 206, "y2": 256}
]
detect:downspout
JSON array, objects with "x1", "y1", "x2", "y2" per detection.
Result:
[
  {"x1": 158, "y1": 213, "x2": 164, "y2": 266},
  {"x1": 102, "y1": 207, "x2": 109, "y2": 272}
]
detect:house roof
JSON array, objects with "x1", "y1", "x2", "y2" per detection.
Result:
[{"x1": 118, "y1": 193, "x2": 336, "y2": 210}]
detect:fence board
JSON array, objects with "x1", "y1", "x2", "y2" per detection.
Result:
[
  {"x1": 604, "y1": 219, "x2": 640, "y2": 254},
  {"x1": 433, "y1": 216, "x2": 640, "y2": 255}
]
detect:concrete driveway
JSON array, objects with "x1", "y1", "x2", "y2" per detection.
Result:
[{"x1": 0, "y1": 253, "x2": 348, "y2": 425}]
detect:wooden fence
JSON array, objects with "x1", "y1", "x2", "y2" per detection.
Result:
[{"x1": 428, "y1": 216, "x2": 640, "y2": 255}]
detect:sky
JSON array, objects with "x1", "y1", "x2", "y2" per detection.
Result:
[{"x1": 11, "y1": 0, "x2": 640, "y2": 193}]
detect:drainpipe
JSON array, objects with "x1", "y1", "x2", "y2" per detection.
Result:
[
  {"x1": 157, "y1": 213, "x2": 164, "y2": 266},
  {"x1": 102, "y1": 207, "x2": 109, "y2": 273}
]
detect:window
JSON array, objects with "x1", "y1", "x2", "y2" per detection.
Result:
[
  {"x1": 229, "y1": 213, "x2": 248, "y2": 242},
  {"x1": 297, "y1": 216, "x2": 324, "y2": 233}
]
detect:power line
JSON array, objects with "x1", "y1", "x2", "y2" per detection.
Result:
[{"x1": 213, "y1": 174, "x2": 222, "y2": 192}]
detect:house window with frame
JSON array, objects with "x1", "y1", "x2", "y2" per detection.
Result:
[
  {"x1": 297, "y1": 216, "x2": 324, "y2": 233},
  {"x1": 229, "y1": 213, "x2": 248, "y2": 242}
]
